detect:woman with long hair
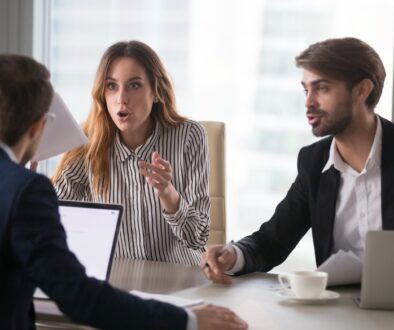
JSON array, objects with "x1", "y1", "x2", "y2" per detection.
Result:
[{"x1": 53, "y1": 40, "x2": 210, "y2": 265}]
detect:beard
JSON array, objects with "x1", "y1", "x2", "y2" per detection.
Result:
[{"x1": 308, "y1": 98, "x2": 353, "y2": 137}]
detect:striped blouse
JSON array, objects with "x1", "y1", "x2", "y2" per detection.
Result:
[{"x1": 54, "y1": 119, "x2": 210, "y2": 265}]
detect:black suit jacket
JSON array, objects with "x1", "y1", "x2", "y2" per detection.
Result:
[
  {"x1": 235, "y1": 116, "x2": 394, "y2": 274},
  {"x1": 0, "y1": 149, "x2": 187, "y2": 330}
]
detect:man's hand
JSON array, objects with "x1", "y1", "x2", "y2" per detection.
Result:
[
  {"x1": 191, "y1": 304, "x2": 248, "y2": 330},
  {"x1": 200, "y1": 244, "x2": 237, "y2": 285}
]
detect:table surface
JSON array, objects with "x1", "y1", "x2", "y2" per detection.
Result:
[
  {"x1": 35, "y1": 258, "x2": 209, "y2": 328},
  {"x1": 35, "y1": 259, "x2": 394, "y2": 330}
]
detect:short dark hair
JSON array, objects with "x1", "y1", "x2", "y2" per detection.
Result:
[
  {"x1": 0, "y1": 54, "x2": 54, "y2": 146},
  {"x1": 295, "y1": 37, "x2": 386, "y2": 110}
]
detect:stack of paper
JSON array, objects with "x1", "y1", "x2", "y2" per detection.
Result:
[
  {"x1": 318, "y1": 250, "x2": 362, "y2": 286},
  {"x1": 130, "y1": 290, "x2": 203, "y2": 308},
  {"x1": 33, "y1": 93, "x2": 88, "y2": 161}
]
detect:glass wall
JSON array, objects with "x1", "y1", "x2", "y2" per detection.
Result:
[{"x1": 34, "y1": 0, "x2": 394, "y2": 271}]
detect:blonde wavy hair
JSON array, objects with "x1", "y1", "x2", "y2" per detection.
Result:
[{"x1": 52, "y1": 40, "x2": 186, "y2": 196}]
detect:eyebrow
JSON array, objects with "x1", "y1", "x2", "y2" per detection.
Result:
[
  {"x1": 301, "y1": 79, "x2": 332, "y2": 88},
  {"x1": 106, "y1": 76, "x2": 143, "y2": 82}
]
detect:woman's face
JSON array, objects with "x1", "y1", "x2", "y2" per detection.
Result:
[{"x1": 104, "y1": 57, "x2": 155, "y2": 141}]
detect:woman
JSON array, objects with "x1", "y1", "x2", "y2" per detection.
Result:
[{"x1": 53, "y1": 41, "x2": 210, "y2": 265}]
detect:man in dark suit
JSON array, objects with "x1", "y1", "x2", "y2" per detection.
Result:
[
  {"x1": 201, "y1": 37, "x2": 394, "y2": 283},
  {"x1": 0, "y1": 54, "x2": 247, "y2": 330}
]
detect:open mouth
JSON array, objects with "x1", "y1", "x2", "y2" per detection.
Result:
[
  {"x1": 117, "y1": 110, "x2": 130, "y2": 118},
  {"x1": 307, "y1": 114, "x2": 322, "y2": 126}
]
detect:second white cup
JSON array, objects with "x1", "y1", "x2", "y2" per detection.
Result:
[{"x1": 278, "y1": 271, "x2": 328, "y2": 299}]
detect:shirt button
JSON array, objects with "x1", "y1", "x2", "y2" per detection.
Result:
[{"x1": 360, "y1": 212, "x2": 366, "y2": 218}]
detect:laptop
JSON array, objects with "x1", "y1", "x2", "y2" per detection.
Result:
[
  {"x1": 34, "y1": 200, "x2": 123, "y2": 299},
  {"x1": 354, "y1": 230, "x2": 394, "y2": 309}
]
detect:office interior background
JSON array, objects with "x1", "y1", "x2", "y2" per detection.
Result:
[{"x1": 1, "y1": 0, "x2": 394, "y2": 272}]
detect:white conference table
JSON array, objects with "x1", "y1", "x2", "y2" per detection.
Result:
[{"x1": 35, "y1": 259, "x2": 394, "y2": 330}]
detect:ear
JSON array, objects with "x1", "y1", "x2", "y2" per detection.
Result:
[
  {"x1": 27, "y1": 115, "x2": 46, "y2": 140},
  {"x1": 353, "y1": 78, "x2": 374, "y2": 105}
]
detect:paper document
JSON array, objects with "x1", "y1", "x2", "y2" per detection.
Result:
[
  {"x1": 318, "y1": 249, "x2": 362, "y2": 286},
  {"x1": 33, "y1": 93, "x2": 88, "y2": 161},
  {"x1": 130, "y1": 290, "x2": 203, "y2": 308}
]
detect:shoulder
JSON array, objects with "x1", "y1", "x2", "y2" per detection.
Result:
[
  {"x1": 19, "y1": 168, "x2": 57, "y2": 198},
  {"x1": 182, "y1": 120, "x2": 206, "y2": 134},
  {"x1": 298, "y1": 136, "x2": 332, "y2": 171},
  {"x1": 380, "y1": 115, "x2": 394, "y2": 140},
  {"x1": 0, "y1": 161, "x2": 57, "y2": 217},
  {"x1": 299, "y1": 136, "x2": 332, "y2": 155},
  {"x1": 379, "y1": 115, "x2": 394, "y2": 128},
  {"x1": 58, "y1": 153, "x2": 89, "y2": 177},
  {"x1": 2, "y1": 159, "x2": 53, "y2": 192},
  {"x1": 162, "y1": 119, "x2": 207, "y2": 142}
]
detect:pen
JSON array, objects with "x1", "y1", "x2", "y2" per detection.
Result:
[
  {"x1": 200, "y1": 241, "x2": 234, "y2": 270},
  {"x1": 201, "y1": 262, "x2": 210, "y2": 270}
]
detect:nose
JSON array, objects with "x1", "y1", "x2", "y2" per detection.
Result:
[
  {"x1": 305, "y1": 91, "x2": 317, "y2": 110},
  {"x1": 117, "y1": 88, "x2": 128, "y2": 105}
]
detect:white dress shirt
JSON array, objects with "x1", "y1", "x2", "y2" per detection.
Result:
[{"x1": 323, "y1": 117, "x2": 382, "y2": 259}]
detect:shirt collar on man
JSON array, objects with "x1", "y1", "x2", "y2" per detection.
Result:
[
  {"x1": 0, "y1": 140, "x2": 18, "y2": 163},
  {"x1": 322, "y1": 116, "x2": 382, "y2": 174}
]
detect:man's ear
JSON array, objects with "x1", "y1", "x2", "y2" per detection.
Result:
[
  {"x1": 354, "y1": 78, "x2": 374, "y2": 105},
  {"x1": 28, "y1": 115, "x2": 46, "y2": 140}
]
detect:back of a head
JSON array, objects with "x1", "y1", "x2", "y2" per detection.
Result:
[
  {"x1": 295, "y1": 37, "x2": 386, "y2": 110},
  {"x1": 0, "y1": 54, "x2": 54, "y2": 147}
]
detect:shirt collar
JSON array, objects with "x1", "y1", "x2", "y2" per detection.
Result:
[
  {"x1": 322, "y1": 116, "x2": 382, "y2": 174},
  {"x1": 114, "y1": 120, "x2": 162, "y2": 163},
  {"x1": 0, "y1": 141, "x2": 18, "y2": 163}
]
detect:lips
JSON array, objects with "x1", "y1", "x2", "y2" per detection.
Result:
[
  {"x1": 306, "y1": 110, "x2": 323, "y2": 126},
  {"x1": 117, "y1": 110, "x2": 131, "y2": 120}
]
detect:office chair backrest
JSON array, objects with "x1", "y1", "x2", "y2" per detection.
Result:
[{"x1": 200, "y1": 121, "x2": 226, "y2": 245}]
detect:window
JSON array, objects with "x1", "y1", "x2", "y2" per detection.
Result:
[{"x1": 34, "y1": 0, "x2": 394, "y2": 271}]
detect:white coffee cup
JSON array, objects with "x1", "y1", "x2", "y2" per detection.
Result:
[{"x1": 278, "y1": 271, "x2": 328, "y2": 299}]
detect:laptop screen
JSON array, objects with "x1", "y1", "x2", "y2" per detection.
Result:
[
  {"x1": 58, "y1": 201, "x2": 122, "y2": 279},
  {"x1": 34, "y1": 201, "x2": 122, "y2": 299}
]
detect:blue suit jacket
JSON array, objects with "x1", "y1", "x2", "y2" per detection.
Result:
[
  {"x1": 0, "y1": 149, "x2": 187, "y2": 330},
  {"x1": 235, "y1": 116, "x2": 394, "y2": 273}
]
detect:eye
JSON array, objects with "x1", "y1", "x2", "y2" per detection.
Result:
[
  {"x1": 303, "y1": 89, "x2": 308, "y2": 95},
  {"x1": 127, "y1": 82, "x2": 141, "y2": 90},
  {"x1": 106, "y1": 81, "x2": 117, "y2": 90},
  {"x1": 316, "y1": 84, "x2": 329, "y2": 92}
]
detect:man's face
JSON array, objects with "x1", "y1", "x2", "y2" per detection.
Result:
[{"x1": 302, "y1": 69, "x2": 355, "y2": 137}]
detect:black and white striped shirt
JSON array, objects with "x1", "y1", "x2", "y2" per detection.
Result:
[{"x1": 54, "y1": 120, "x2": 210, "y2": 265}]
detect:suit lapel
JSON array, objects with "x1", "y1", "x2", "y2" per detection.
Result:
[
  {"x1": 380, "y1": 117, "x2": 394, "y2": 230},
  {"x1": 314, "y1": 166, "x2": 339, "y2": 265}
]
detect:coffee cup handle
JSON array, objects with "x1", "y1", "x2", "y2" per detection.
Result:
[{"x1": 278, "y1": 274, "x2": 291, "y2": 290}]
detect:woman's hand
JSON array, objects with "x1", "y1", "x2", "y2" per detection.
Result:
[
  {"x1": 138, "y1": 151, "x2": 180, "y2": 214},
  {"x1": 30, "y1": 161, "x2": 38, "y2": 172}
]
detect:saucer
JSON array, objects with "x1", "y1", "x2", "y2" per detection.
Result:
[{"x1": 276, "y1": 289, "x2": 340, "y2": 303}]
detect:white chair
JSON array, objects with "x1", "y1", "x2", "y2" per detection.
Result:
[{"x1": 200, "y1": 121, "x2": 226, "y2": 245}]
